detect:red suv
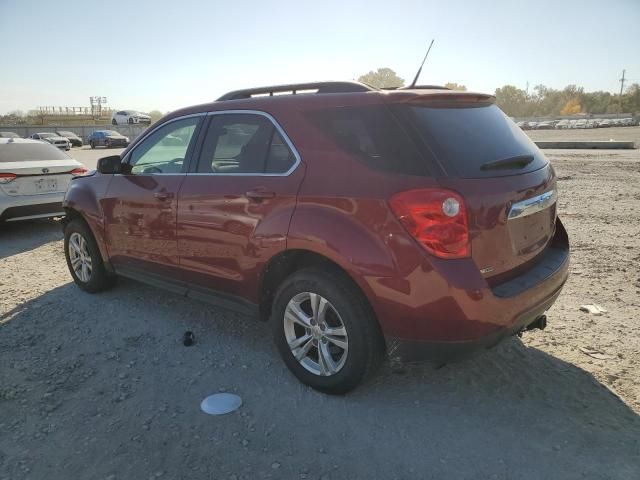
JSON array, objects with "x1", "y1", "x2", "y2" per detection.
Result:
[{"x1": 63, "y1": 82, "x2": 569, "y2": 393}]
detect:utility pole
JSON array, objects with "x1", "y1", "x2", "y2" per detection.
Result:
[
  {"x1": 526, "y1": 81, "x2": 529, "y2": 96},
  {"x1": 619, "y1": 69, "x2": 626, "y2": 111}
]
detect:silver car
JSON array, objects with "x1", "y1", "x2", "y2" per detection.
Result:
[
  {"x1": 0, "y1": 138, "x2": 86, "y2": 222},
  {"x1": 29, "y1": 132, "x2": 71, "y2": 151}
]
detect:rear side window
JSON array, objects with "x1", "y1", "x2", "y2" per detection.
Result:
[
  {"x1": 197, "y1": 114, "x2": 296, "y2": 174},
  {"x1": 308, "y1": 106, "x2": 428, "y2": 176},
  {"x1": 0, "y1": 143, "x2": 69, "y2": 162},
  {"x1": 405, "y1": 104, "x2": 548, "y2": 178}
]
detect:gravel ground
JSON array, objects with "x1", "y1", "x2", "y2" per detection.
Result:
[{"x1": 1, "y1": 148, "x2": 639, "y2": 479}]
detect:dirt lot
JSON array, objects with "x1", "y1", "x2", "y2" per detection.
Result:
[{"x1": 1, "y1": 146, "x2": 640, "y2": 479}]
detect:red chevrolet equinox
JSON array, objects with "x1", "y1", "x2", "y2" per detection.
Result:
[{"x1": 63, "y1": 82, "x2": 569, "y2": 393}]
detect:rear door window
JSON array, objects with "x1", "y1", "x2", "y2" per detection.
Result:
[{"x1": 404, "y1": 104, "x2": 548, "y2": 178}]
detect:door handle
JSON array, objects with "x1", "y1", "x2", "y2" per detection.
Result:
[
  {"x1": 154, "y1": 191, "x2": 174, "y2": 201},
  {"x1": 245, "y1": 188, "x2": 276, "y2": 202}
]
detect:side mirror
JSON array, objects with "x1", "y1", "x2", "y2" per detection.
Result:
[{"x1": 97, "y1": 155, "x2": 123, "y2": 174}]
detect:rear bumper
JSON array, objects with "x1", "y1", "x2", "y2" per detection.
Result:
[
  {"x1": 0, "y1": 193, "x2": 65, "y2": 221},
  {"x1": 366, "y1": 218, "x2": 570, "y2": 360}
]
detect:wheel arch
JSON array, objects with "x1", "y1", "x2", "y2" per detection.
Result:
[{"x1": 258, "y1": 249, "x2": 379, "y2": 326}]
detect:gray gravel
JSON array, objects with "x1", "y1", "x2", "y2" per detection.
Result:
[{"x1": 1, "y1": 149, "x2": 639, "y2": 479}]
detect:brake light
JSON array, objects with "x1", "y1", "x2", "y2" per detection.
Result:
[
  {"x1": 389, "y1": 188, "x2": 470, "y2": 259},
  {"x1": 70, "y1": 167, "x2": 88, "y2": 176},
  {"x1": 0, "y1": 173, "x2": 17, "y2": 184}
]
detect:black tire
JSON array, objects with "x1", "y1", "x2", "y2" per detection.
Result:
[
  {"x1": 106, "y1": 140, "x2": 111, "y2": 149},
  {"x1": 128, "y1": 117, "x2": 134, "y2": 124},
  {"x1": 64, "y1": 218, "x2": 116, "y2": 293},
  {"x1": 271, "y1": 268, "x2": 385, "y2": 394},
  {"x1": 112, "y1": 119, "x2": 117, "y2": 125},
  {"x1": 90, "y1": 141, "x2": 95, "y2": 149}
]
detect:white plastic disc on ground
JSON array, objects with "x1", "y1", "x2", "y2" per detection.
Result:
[{"x1": 200, "y1": 393, "x2": 242, "y2": 415}]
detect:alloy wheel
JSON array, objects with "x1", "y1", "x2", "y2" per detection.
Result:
[
  {"x1": 68, "y1": 232, "x2": 92, "y2": 282},
  {"x1": 283, "y1": 292, "x2": 349, "y2": 376}
]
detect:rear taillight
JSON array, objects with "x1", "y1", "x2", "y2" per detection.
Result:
[
  {"x1": 0, "y1": 173, "x2": 17, "y2": 184},
  {"x1": 70, "y1": 167, "x2": 88, "y2": 176},
  {"x1": 389, "y1": 188, "x2": 470, "y2": 259}
]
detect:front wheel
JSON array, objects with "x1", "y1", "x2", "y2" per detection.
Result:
[
  {"x1": 64, "y1": 218, "x2": 116, "y2": 293},
  {"x1": 112, "y1": 119, "x2": 117, "y2": 125},
  {"x1": 90, "y1": 141, "x2": 95, "y2": 149},
  {"x1": 271, "y1": 268, "x2": 384, "y2": 394}
]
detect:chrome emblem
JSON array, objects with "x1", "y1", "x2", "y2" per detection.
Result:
[{"x1": 42, "y1": 168, "x2": 49, "y2": 174}]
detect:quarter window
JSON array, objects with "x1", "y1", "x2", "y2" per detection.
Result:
[
  {"x1": 128, "y1": 117, "x2": 200, "y2": 174},
  {"x1": 197, "y1": 114, "x2": 296, "y2": 174}
]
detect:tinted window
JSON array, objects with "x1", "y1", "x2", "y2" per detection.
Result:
[
  {"x1": 406, "y1": 104, "x2": 547, "y2": 178},
  {"x1": 128, "y1": 117, "x2": 200, "y2": 174},
  {"x1": 197, "y1": 114, "x2": 295, "y2": 174},
  {"x1": 308, "y1": 105, "x2": 428, "y2": 176},
  {"x1": 0, "y1": 143, "x2": 69, "y2": 162}
]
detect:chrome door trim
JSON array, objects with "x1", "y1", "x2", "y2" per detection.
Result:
[{"x1": 508, "y1": 190, "x2": 557, "y2": 220}]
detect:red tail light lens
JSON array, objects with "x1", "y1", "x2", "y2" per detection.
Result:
[
  {"x1": 0, "y1": 173, "x2": 17, "y2": 184},
  {"x1": 70, "y1": 167, "x2": 88, "y2": 176},
  {"x1": 389, "y1": 188, "x2": 470, "y2": 259}
]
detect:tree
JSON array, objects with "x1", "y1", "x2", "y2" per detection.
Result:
[
  {"x1": 494, "y1": 85, "x2": 528, "y2": 116},
  {"x1": 560, "y1": 98, "x2": 581, "y2": 115},
  {"x1": 444, "y1": 82, "x2": 467, "y2": 91},
  {"x1": 358, "y1": 68, "x2": 405, "y2": 88},
  {"x1": 147, "y1": 110, "x2": 164, "y2": 123}
]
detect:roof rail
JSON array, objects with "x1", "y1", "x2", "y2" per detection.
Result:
[
  {"x1": 397, "y1": 85, "x2": 451, "y2": 90},
  {"x1": 217, "y1": 81, "x2": 374, "y2": 101}
]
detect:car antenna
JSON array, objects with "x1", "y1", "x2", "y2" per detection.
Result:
[{"x1": 408, "y1": 39, "x2": 435, "y2": 88}]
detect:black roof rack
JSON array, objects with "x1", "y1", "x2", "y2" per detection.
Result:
[{"x1": 217, "y1": 81, "x2": 373, "y2": 101}]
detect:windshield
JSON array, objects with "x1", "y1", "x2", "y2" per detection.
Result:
[
  {"x1": 0, "y1": 143, "x2": 70, "y2": 162},
  {"x1": 38, "y1": 133, "x2": 56, "y2": 138}
]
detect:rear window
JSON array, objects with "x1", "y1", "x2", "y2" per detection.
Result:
[
  {"x1": 0, "y1": 143, "x2": 69, "y2": 162},
  {"x1": 308, "y1": 105, "x2": 428, "y2": 176},
  {"x1": 405, "y1": 104, "x2": 547, "y2": 178}
]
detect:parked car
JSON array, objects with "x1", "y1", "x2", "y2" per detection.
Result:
[
  {"x1": 62, "y1": 81, "x2": 569, "y2": 394},
  {"x1": 111, "y1": 110, "x2": 151, "y2": 125},
  {"x1": 0, "y1": 131, "x2": 21, "y2": 138},
  {"x1": 28, "y1": 132, "x2": 70, "y2": 150},
  {"x1": 534, "y1": 121, "x2": 554, "y2": 130},
  {"x1": 555, "y1": 120, "x2": 570, "y2": 129},
  {"x1": 0, "y1": 138, "x2": 86, "y2": 222},
  {"x1": 598, "y1": 119, "x2": 612, "y2": 128},
  {"x1": 87, "y1": 130, "x2": 130, "y2": 149},
  {"x1": 56, "y1": 130, "x2": 83, "y2": 147},
  {"x1": 515, "y1": 121, "x2": 527, "y2": 129}
]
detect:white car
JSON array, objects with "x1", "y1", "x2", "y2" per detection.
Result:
[
  {"x1": 29, "y1": 132, "x2": 71, "y2": 150},
  {"x1": 0, "y1": 138, "x2": 86, "y2": 222},
  {"x1": 111, "y1": 110, "x2": 151, "y2": 125}
]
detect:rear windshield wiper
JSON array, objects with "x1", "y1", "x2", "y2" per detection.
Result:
[{"x1": 480, "y1": 155, "x2": 534, "y2": 171}]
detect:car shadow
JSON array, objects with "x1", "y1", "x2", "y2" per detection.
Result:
[
  {"x1": 1, "y1": 280, "x2": 638, "y2": 480},
  {"x1": 0, "y1": 218, "x2": 63, "y2": 258}
]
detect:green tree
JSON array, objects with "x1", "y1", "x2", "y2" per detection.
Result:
[
  {"x1": 358, "y1": 68, "x2": 405, "y2": 88},
  {"x1": 494, "y1": 85, "x2": 528, "y2": 116},
  {"x1": 444, "y1": 82, "x2": 467, "y2": 91}
]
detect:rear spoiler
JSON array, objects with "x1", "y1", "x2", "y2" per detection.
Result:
[{"x1": 387, "y1": 90, "x2": 495, "y2": 107}]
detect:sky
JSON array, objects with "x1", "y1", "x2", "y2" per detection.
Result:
[{"x1": 1, "y1": 0, "x2": 639, "y2": 114}]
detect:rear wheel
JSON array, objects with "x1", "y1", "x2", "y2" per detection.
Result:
[
  {"x1": 271, "y1": 268, "x2": 384, "y2": 394},
  {"x1": 128, "y1": 117, "x2": 134, "y2": 124},
  {"x1": 112, "y1": 119, "x2": 117, "y2": 125},
  {"x1": 64, "y1": 218, "x2": 115, "y2": 293},
  {"x1": 90, "y1": 141, "x2": 95, "y2": 149}
]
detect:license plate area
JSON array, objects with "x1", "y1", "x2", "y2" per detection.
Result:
[{"x1": 34, "y1": 178, "x2": 58, "y2": 193}]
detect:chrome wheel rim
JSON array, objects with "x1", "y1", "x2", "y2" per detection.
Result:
[
  {"x1": 283, "y1": 292, "x2": 348, "y2": 376},
  {"x1": 68, "y1": 232, "x2": 92, "y2": 283}
]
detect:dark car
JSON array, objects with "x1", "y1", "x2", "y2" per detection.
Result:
[
  {"x1": 87, "y1": 130, "x2": 130, "y2": 149},
  {"x1": 62, "y1": 81, "x2": 569, "y2": 394},
  {"x1": 56, "y1": 130, "x2": 83, "y2": 147},
  {"x1": 0, "y1": 131, "x2": 21, "y2": 138}
]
